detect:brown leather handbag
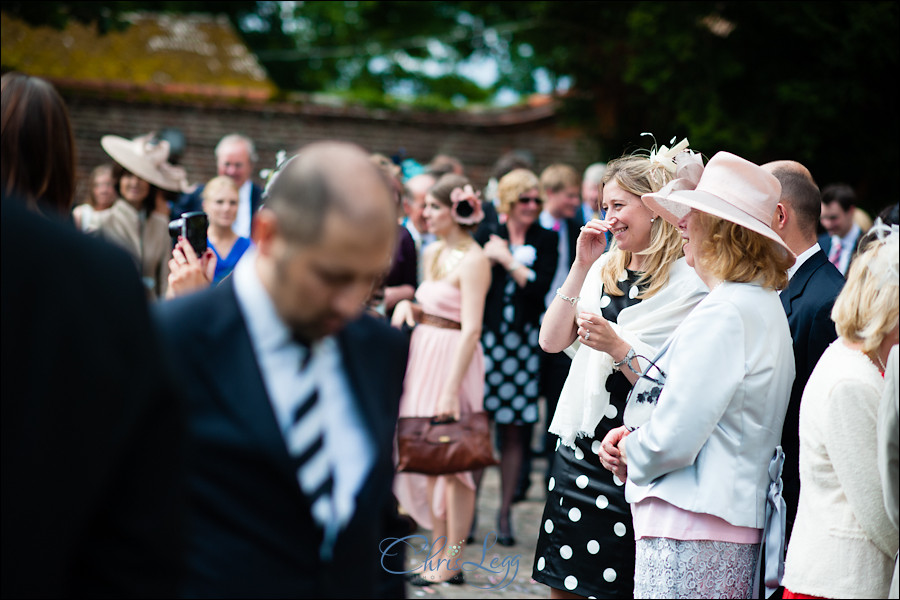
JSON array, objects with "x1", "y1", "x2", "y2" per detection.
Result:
[{"x1": 396, "y1": 412, "x2": 498, "y2": 475}]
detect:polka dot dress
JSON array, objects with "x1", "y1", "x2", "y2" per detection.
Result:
[
  {"x1": 482, "y1": 278, "x2": 541, "y2": 424},
  {"x1": 532, "y1": 270, "x2": 645, "y2": 598}
]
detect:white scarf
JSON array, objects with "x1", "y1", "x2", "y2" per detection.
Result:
[{"x1": 549, "y1": 255, "x2": 707, "y2": 448}]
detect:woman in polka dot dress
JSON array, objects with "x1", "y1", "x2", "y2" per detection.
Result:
[
  {"x1": 475, "y1": 168, "x2": 560, "y2": 544},
  {"x1": 533, "y1": 145, "x2": 708, "y2": 598}
]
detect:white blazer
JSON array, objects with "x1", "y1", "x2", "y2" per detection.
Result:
[{"x1": 625, "y1": 281, "x2": 795, "y2": 528}]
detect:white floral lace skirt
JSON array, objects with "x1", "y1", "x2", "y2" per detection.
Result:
[{"x1": 634, "y1": 537, "x2": 758, "y2": 599}]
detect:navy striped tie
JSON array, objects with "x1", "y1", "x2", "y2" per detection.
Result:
[{"x1": 288, "y1": 348, "x2": 336, "y2": 558}]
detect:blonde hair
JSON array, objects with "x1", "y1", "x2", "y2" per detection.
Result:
[
  {"x1": 497, "y1": 168, "x2": 540, "y2": 215},
  {"x1": 694, "y1": 212, "x2": 792, "y2": 291},
  {"x1": 202, "y1": 175, "x2": 239, "y2": 205},
  {"x1": 832, "y1": 237, "x2": 899, "y2": 354},
  {"x1": 598, "y1": 155, "x2": 684, "y2": 299}
]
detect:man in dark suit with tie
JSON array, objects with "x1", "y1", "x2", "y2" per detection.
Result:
[
  {"x1": 766, "y1": 160, "x2": 845, "y2": 544},
  {"x1": 536, "y1": 164, "x2": 584, "y2": 479},
  {"x1": 818, "y1": 183, "x2": 862, "y2": 276},
  {"x1": 172, "y1": 133, "x2": 264, "y2": 239},
  {"x1": 155, "y1": 141, "x2": 409, "y2": 598},
  {"x1": 2, "y1": 198, "x2": 184, "y2": 598}
]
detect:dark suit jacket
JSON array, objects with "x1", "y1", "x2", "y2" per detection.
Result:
[
  {"x1": 780, "y1": 249, "x2": 845, "y2": 540},
  {"x1": 1, "y1": 199, "x2": 184, "y2": 598},
  {"x1": 561, "y1": 214, "x2": 583, "y2": 270},
  {"x1": 153, "y1": 279, "x2": 409, "y2": 598},
  {"x1": 476, "y1": 222, "x2": 559, "y2": 332},
  {"x1": 172, "y1": 181, "x2": 264, "y2": 223}
]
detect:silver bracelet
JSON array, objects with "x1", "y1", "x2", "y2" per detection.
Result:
[
  {"x1": 555, "y1": 288, "x2": 580, "y2": 307},
  {"x1": 507, "y1": 260, "x2": 523, "y2": 272},
  {"x1": 613, "y1": 347, "x2": 636, "y2": 371}
]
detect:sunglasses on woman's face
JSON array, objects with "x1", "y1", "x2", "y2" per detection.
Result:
[{"x1": 518, "y1": 195, "x2": 542, "y2": 205}]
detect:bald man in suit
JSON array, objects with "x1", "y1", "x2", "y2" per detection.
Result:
[
  {"x1": 155, "y1": 142, "x2": 409, "y2": 598},
  {"x1": 766, "y1": 160, "x2": 845, "y2": 544}
]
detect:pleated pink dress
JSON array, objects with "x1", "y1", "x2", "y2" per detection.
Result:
[{"x1": 393, "y1": 279, "x2": 485, "y2": 531}]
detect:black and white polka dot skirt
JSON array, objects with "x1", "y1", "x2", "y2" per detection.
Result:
[
  {"x1": 532, "y1": 406, "x2": 635, "y2": 598},
  {"x1": 482, "y1": 305, "x2": 542, "y2": 424}
]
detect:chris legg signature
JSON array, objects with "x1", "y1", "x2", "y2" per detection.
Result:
[{"x1": 380, "y1": 532, "x2": 520, "y2": 590}]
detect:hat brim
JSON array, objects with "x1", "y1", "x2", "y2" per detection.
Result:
[
  {"x1": 101, "y1": 135, "x2": 183, "y2": 192},
  {"x1": 644, "y1": 188, "x2": 795, "y2": 260}
]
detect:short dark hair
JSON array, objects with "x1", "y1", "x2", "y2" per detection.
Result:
[
  {"x1": 1, "y1": 72, "x2": 76, "y2": 215},
  {"x1": 821, "y1": 183, "x2": 856, "y2": 211},
  {"x1": 769, "y1": 167, "x2": 821, "y2": 237}
]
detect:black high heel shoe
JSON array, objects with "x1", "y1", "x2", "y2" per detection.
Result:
[{"x1": 496, "y1": 515, "x2": 516, "y2": 547}]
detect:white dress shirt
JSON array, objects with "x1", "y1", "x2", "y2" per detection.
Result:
[
  {"x1": 231, "y1": 180, "x2": 254, "y2": 239},
  {"x1": 785, "y1": 242, "x2": 822, "y2": 284},
  {"x1": 540, "y1": 210, "x2": 571, "y2": 310},
  {"x1": 404, "y1": 219, "x2": 435, "y2": 285},
  {"x1": 829, "y1": 223, "x2": 861, "y2": 275},
  {"x1": 232, "y1": 250, "x2": 374, "y2": 530}
]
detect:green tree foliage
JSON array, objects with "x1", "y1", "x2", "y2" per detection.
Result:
[{"x1": 5, "y1": 1, "x2": 897, "y2": 208}]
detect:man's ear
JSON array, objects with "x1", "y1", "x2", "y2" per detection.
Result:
[
  {"x1": 252, "y1": 208, "x2": 279, "y2": 256},
  {"x1": 772, "y1": 203, "x2": 788, "y2": 231}
]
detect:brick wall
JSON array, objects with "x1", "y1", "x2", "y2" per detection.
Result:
[{"x1": 63, "y1": 94, "x2": 599, "y2": 205}]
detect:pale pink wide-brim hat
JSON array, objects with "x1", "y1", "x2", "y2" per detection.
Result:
[
  {"x1": 101, "y1": 133, "x2": 188, "y2": 193},
  {"x1": 642, "y1": 151, "x2": 794, "y2": 259}
]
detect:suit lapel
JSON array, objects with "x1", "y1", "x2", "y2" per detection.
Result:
[
  {"x1": 202, "y1": 280, "x2": 293, "y2": 467},
  {"x1": 250, "y1": 183, "x2": 264, "y2": 216},
  {"x1": 335, "y1": 317, "x2": 398, "y2": 511},
  {"x1": 336, "y1": 317, "x2": 388, "y2": 444},
  {"x1": 782, "y1": 250, "x2": 829, "y2": 316}
]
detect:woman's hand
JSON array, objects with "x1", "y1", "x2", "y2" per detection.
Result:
[
  {"x1": 575, "y1": 311, "x2": 631, "y2": 358},
  {"x1": 598, "y1": 425, "x2": 630, "y2": 482},
  {"x1": 435, "y1": 391, "x2": 461, "y2": 421},
  {"x1": 573, "y1": 218, "x2": 610, "y2": 267},
  {"x1": 390, "y1": 299, "x2": 417, "y2": 328},
  {"x1": 483, "y1": 234, "x2": 512, "y2": 266},
  {"x1": 166, "y1": 238, "x2": 216, "y2": 299}
]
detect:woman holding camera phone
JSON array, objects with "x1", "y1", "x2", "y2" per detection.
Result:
[
  {"x1": 166, "y1": 176, "x2": 252, "y2": 298},
  {"x1": 91, "y1": 133, "x2": 190, "y2": 300}
]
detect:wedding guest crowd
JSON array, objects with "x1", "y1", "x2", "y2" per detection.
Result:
[{"x1": 4, "y1": 70, "x2": 899, "y2": 600}]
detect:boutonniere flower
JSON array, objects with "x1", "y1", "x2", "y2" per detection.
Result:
[{"x1": 513, "y1": 244, "x2": 537, "y2": 267}]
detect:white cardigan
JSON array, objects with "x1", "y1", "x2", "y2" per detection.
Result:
[{"x1": 782, "y1": 340, "x2": 897, "y2": 599}]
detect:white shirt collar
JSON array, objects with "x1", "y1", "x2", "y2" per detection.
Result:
[
  {"x1": 232, "y1": 180, "x2": 254, "y2": 239},
  {"x1": 787, "y1": 242, "x2": 822, "y2": 281},
  {"x1": 233, "y1": 248, "x2": 293, "y2": 355}
]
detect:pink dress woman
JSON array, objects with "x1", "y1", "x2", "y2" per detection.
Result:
[{"x1": 393, "y1": 279, "x2": 485, "y2": 529}]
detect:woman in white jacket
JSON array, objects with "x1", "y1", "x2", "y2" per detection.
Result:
[
  {"x1": 600, "y1": 152, "x2": 797, "y2": 599},
  {"x1": 781, "y1": 225, "x2": 899, "y2": 599}
]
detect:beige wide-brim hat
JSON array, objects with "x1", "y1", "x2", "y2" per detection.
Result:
[
  {"x1": 642, "y1": 151, "x2": 794, "y2": 259},
  {"x1": 101, "y1": 133, "x2": 188, "y2": 193}
]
